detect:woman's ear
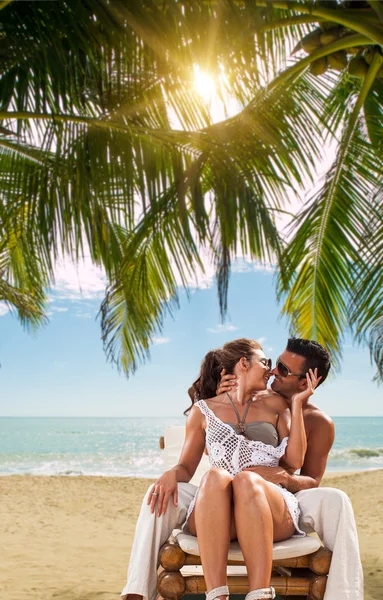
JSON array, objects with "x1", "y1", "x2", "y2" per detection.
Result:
[{"x1": 238, "y1": 357, "x2": 248, "y2": 371}]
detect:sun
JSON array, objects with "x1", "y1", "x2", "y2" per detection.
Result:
[{"x1": 193, "y1": 67, "x2": 216, "y2": 104}]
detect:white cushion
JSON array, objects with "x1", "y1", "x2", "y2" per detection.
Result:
[{"x1": 176, "y1": 532, "x2": 321, "y2": 561}]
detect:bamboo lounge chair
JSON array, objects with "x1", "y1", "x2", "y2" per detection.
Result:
[{"x1": 158, "y1": 426, "x2": 332, "y2": 600}]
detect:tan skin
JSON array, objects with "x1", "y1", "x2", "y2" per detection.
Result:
[
  {"x1": 218, "y1": 350, "x2": 335, "y2": 492},
  {"x1": 145, "y1": 349, "x2": 321, "y2": 596}
]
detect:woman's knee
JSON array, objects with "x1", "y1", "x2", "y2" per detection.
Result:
[
  {"x1": 199, "y1": 468, "x2": 233, "y2": 494},
  {"x1": 232, "y1": 471, "x2": 266, "y2": 499}
]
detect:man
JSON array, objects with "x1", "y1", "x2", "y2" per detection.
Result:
[
  {"x1": 121, "y1": 338, "x2": 363, "y2": 600},
  {"x1": 228, "y1": 337, "x2": 335, "y2": 491}
]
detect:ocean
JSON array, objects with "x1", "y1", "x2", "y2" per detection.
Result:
[{"x1": 1, "y1": 416, "x2": 382, "y2": 478}]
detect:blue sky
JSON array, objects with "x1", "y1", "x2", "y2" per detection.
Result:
[{"x1": 0, "y1": 260, "x2": 381, "y2": 417}]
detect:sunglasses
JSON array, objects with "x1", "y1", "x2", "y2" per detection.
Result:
[
  {"x1": 276, "y1": 357, "x2": 304, "y2": 378},
  {"x1": 257, "y1": 357, "x2": 272, "y2": 370}
]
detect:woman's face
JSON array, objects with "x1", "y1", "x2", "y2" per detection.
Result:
[{"x1": 243, "y1": 349, "x2": 271, "y2": 392}]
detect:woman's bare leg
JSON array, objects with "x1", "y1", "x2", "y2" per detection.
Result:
[
  {"x1": 188, "y1": 468, "x2": 234, "y2": 597},
  {"x1": 232, "y1": 471, "x2": 295, "y2": 590}
]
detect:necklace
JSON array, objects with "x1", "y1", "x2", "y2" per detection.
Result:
[{"x1": 226, "y1": 392, "x2": 252, "y2": 435}]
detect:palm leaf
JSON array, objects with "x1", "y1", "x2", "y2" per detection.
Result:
[
  {"x1": 349, "y1": 188, "x2": 383, "y2": 382},
  {"x1": 277, "y1": 54, "x2": 383, "y2": 368},
  {"x1": 364, "y1": 79, "x2": 383, "y2": 156}
]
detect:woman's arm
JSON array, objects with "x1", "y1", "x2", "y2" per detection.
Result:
[
  {"x1": 148, "y1": 405, "x2": 205, "y2": 516},
  {"x1": 172, "y1": 405, "x2": 206, "y2": 481},
  {"x1": 277, "y1": 369, "x2": 321, "y2": 472}
]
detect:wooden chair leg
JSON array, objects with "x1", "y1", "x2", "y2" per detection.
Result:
[
  {"x1": 158, "y1": 570, "x2": 185, "y2": 600},
  {"x1": 309, "y1": 575, "x2": 327, "y2": 600},
  {"x1": 159, "y1": 542, "x2": 186, "y2": 572},
  {"x1": 158, "y1": 542, "x2": 187, "y2": 600}
]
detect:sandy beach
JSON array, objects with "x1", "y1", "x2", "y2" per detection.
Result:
[{"x1": 1, "y1": 471, "x2": 382, "y2": 600}]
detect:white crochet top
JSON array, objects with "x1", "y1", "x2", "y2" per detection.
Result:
[{"x1": 196, "y1": 399, "x2": 289, "y2": 475}]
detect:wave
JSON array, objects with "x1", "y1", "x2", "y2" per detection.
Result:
[
  {"x1": 329, "y1": 447, "x2": 383, "y2": 462},
  {"x1": 0, "y1": 453, "x2": 165, "y2": 478},
  {"x1": 2, "y1": 446, "x2": 383, "y2": 477}
]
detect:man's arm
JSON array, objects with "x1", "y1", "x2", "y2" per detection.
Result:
[
  {"x1": 245, "y1": 412, "x2": 335, "y2": 493},
  {"x1": 293, "y1": 412, "x2": 335, "y2": 488}
]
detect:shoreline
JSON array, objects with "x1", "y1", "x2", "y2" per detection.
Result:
[
  {"x1": 1, "y1": 467, "x2": 382, "y2": 479},
  {"x1": 1, "y1": 471, "x2": 382, "y2": 600}
]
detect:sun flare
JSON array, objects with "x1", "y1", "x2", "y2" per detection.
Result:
[{"x1": 193, "y1": 67, "x2": 216, "y2": 103}]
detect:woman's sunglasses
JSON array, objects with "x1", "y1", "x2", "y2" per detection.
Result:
[
  {"x1": 276, "y1": 357, "x2": 304, "y2": 378},
  {"x1": 257, "y1": 357, "x2": 272, "y2": 370}
]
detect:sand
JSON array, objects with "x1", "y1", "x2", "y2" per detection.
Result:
[{"x1": 1, "y1": 471, "x2": 382, "y2": 600}]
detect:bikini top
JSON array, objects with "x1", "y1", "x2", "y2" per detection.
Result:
[
  {"x1": 224, "y1": 392, "x2": 279, "y2": 447},
  {"x1": 226, "y1": 421, "x2": 279, "y2": 447}
]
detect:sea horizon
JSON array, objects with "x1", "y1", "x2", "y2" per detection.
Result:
[{"x1": 2, "y1": 414, "x2": 383, "y2": 418}]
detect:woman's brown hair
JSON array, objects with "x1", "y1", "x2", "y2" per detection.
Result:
[{"x1": 184, "y1": 338, "x2": 262, "y2": 415}]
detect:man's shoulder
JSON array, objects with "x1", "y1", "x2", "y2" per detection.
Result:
[{"x1": 304, "y1": 405, "x2": 335, "y2": 436}]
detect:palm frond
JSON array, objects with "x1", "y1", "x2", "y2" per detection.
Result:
[
  {"x1": 364, "y1": 79, "x2": 383, "y2": 156},
  {"x1": 0, "y1": 276, "x2": 46, "y2": 328},
  {"x1": 99, "y1": 184, "x2": 202, "y2": 374},
  {"x1": 349, "y1": 187, "x2": 383, "y2": 382},
  {"x1": 0, "y1": 195, "x2": 48, "y2": 329},
  {"x1": 277, "y1": 56, "x2": 383, "y2": 367},
  {"x1": 100, "y1": 140, "x2": 285, "y2": 374}
]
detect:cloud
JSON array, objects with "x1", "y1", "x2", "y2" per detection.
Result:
[
  {"x1": 257, "y1": 336, "x2": 267, "y2": 345},
  {"x1": 231, "y1": 258, "x2": 275, "y2": 274},
  {"x1": 207, "y1": 323, "x2": 238, "y2": 334},
  {"x1": 175, "y1": 245, "x2": 216, "y2": 291},
  {"x1": 152, "y1": 336, "x2": 170, "y2": 345},
  {"x1": 75, "y1": 312, "x2": 93, "y2": 319},
  {"x1": 51, "y1": 307, "x2": 68, "y2": 313},
  {"x1": 0, "y1": 303, "x2": 9, "y2": 317},
  {"x1": 50, "y1": 254, "x2": 107, "y2": 302}
]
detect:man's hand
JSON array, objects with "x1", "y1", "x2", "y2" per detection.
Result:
[
  {"x1": 216, "y1": 369, "x2": 238, "y2": 395},
  {"x1": 243, "y1": 465, "x2": 289, "y2": 487},
  {"x1": 147, "y1": 469, "x2": 178, "y2": 516},
  {"x1": 291, "y1": 368, "x2": 322, "y2": 406}
]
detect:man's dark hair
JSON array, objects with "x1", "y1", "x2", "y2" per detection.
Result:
[{"x1": 286, "y1": 338, "x2": 331, "y2": 386}]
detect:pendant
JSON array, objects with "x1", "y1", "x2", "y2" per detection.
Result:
[{"x1": 237, "y1": 422, "x2": 247, "y2": 435}]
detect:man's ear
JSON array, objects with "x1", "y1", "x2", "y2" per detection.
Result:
[{"x1": 298, "y1": 376, "x2": 308, "y2": 390}]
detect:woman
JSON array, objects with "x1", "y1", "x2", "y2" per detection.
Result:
[{"x1": 148, "y1": 338, "x2": 321, "y2": 600}]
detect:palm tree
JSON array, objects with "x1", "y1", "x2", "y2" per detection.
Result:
[{"x1": 1, "y1": 1, "x2": 382, "y2": 380}]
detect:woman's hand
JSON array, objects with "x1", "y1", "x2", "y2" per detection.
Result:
[
  {"x1": 147, "y1": 469, "x2": 178, "y2": 517},
  {"x1": 291, "y1": 368, "x2": 322, "y2": 405},
  {"x1": 216, "y1": 368, "x2": 238, "y2": 395}
]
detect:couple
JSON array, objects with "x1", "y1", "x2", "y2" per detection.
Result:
[{"x1": 122, "y1": 337, "x2": 363, "y2": 600}]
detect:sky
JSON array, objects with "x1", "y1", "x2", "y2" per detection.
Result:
[{"x1": 0, "y1": 257, "x2": 381, "y2": 418}]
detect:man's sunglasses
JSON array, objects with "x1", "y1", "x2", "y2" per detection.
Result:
[{"x1": 276, "y1": 357, "x2": 304, "y2": 378}]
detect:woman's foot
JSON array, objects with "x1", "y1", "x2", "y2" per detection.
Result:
[
  {"x1": 206, "y1": 585, "x2": 229, "y2": 600},
  {"x1": 245, "y1": 588, "x2": 275, "y2": 600}
]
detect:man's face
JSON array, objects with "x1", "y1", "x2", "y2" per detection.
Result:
[{"x1": 270, "y1": 350, "x2": 306, "y2": 400}]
